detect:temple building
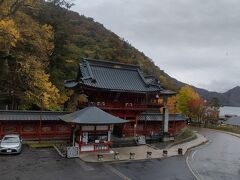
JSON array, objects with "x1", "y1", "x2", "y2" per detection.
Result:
[
  {"x1": 59, "y1": 106, "x2": 128, "y2": 152},
  {"x1": 64, "y1": 58, "x2": 186, "y2": 138},
  {"x1": 0, "y1": 110, "x2": 71, "y2": 140},
  {"x1": 0, "y1": 58, "x2": 187, "y2": 152}
]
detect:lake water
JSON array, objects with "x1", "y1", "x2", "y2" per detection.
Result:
[{"x1": 219, "y1": 106, "x2": 240, "y2": 116}]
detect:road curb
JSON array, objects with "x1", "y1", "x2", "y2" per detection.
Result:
[
  {"x1": 166, "y1": 134, "x2": 197, "y2": 149},
  {"x1": 207, "y1": 128, "x2": 240, "y2": 139},
  {"x1": 183, "y1": 139, "x2": 209, "y2": 153},
  {"x1": 53, "y1": 145, "x2": 65, "y2": 158},
  {"x1": 146, "y1": 144, "x2": 162, "y2": 150},
  {"x1": 78, "y1": 134, "x2": 208, "y2": 164},
  {"x1": 168, "y1": 133, "x2": 208, "y2": 156}
]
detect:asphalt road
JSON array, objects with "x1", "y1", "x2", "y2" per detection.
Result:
[
  {"x1": 0, "y1": 147, "x2": 122, "y2": 180},
  {"x1": 0, "y1": 146, "x2": 194, "y2": 180},
  {"x1": 0, "y1": 129, "x2": 239, "y2": 180},
  {"x1": 111, "y1": 157, "x2": 195, "y2": 180},
  {"x1": 110, "y1": 129, "x2": 240, "y2": 180},
  {"x1": 0, "y1": 146, "x2": 195, "y2": 180},
  {"x1": 186, "y1": 129, "x2": 240, "y2": 180}
]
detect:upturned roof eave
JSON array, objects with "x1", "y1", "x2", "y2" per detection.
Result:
[
  {"x1": 61, "y1": 121, "x2": 128, "y2": 125},
  {"x1": 64, "y1": 82, "x2": 162, "y2": 94},
  {"x1": 59, "y1": 106, "x2": 129, "y2": 124}
]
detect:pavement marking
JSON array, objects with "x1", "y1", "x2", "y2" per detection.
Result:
[
  {"x1": 75, "y1": 159, "x2": 95, "y2": 171},
  {"x1": 186, "y1": 156, "x2": 201, "y2": 180},
  {"x1": 191, "y1": 150, "x2": 198, "y2": 161},
  {"x1": 186, "y1": 150, "x2": 206, "y2": 180},
  {"x1": 104, "y1": 164, "x2": 132, "y2": 180}
]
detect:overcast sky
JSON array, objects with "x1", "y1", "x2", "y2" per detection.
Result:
[{"x1": 72, "y1": 0, "x2": 240, "y2": 92}]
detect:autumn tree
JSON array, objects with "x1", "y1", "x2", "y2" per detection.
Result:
[
  {"x1": 166, "y1": 96, "x2": 178, "y2": 114},
  {"x1": 0, "y1": 0, "x2": 62, "y2": 110},
  {"x1": 0, "y1": 0, "x2": 179, "y2": 110},
  {"x1": 200, "y1": 97, "x2": 220, "y2": 126},
  {"x1": 203, "y1": 106, "x2": 219, "y2": 126},
  {"x1": 176, "y1": 86, "x2": 219, "y2": 125},
  {"x1": 176, "y1": 85, "x2": 200, "y2": 117},
  {"x1": 187, "y1": 98, "x2": 205, "y2": 123}
]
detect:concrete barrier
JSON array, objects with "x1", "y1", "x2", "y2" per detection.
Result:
[
  {"x1": 129, "y1": 152, "x2": 135, "y2": 159},
  {"x1": 178, "y1": 148, "x2": 183, "y2": 155},
  {"x1": 147, "y1": 151, "x2": 152, "y2": 158},
  {"x1": 163, "y1": 150, "x2": 168, "y2": 156},
  {"x1": 97, "y1": 154, "x2": 103, "y2": 161},
  {"x1": 114, "y1": 152, "x2": 119, "y2": 160}
]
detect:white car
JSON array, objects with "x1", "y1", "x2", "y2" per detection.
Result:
[{"x1": 0, "y1": 134, "x2": 22, "y2": 154}]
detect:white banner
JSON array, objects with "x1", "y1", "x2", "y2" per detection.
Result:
[{"x1": 67, "y1": 146, "x2": 79, "y2": 158}]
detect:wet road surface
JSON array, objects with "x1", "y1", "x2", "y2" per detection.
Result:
[
  {"x1": 0, "y1": 147, "x2": 121, "y2": 180},
  {"x1": 0, "y1": 145, "x2": 195, "y2": 180},
  {"x1": 111, "y1": 157, "x2": 195, "y2": 180},
  {"x1": 0, "y1": 129, "x2": 239, "y2": 180},
  {"x1": 0, "y1": 146, "x2": 194, "y2": 180},
  {"x1": 186, "y1": 129, "x2": 240, "y2": 180}
]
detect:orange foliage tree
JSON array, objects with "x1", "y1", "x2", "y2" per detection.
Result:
[
  {"x1": 166, "y1": 96, "x2": 178, "y2": 114},
  {"x1": 187, "y1": 98, "x2": 205, "y2": 123}
]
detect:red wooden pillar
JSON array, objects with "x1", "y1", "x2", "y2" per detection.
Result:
[
  {"x1": 79, "y1": 126, "x2": 82, "y2": 145},
  {"x1": 19, "y1": 121, "x2": 22, "y2": 137},
  {"x1": 134, "y1": 116, "x2": 138, "y2": 137},
  {"x1": 52, "y1": 123, "x2": 57, "y2": 138},
  {"x1": 39, "y1": 119, "x2": 42, "y2": 141}
]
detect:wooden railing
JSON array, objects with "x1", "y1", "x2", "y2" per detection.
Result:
[{"x1": 87, "y1": 101, "x2": 162, "y2": 110}]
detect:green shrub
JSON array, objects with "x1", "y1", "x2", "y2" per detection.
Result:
[{"x1": 175, "y1": 128, "x2": 194, "y2": 141}]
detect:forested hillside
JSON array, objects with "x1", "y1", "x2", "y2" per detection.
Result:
[
  {"x1": 0, "y1": 0, "x2": 177, "y2": 110},
  {"x1": 195, "y1": 86, "x2": 240, "y2": 107}
]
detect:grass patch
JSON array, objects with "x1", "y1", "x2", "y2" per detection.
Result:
[
  {"x1": 175, "y1": 127, "x2": 195, "y2": 142},
  {"x1": 166, "y1": 128, "x2": 197, "y2": 148},
  {"x1": 206, "y1": 124, "x2": 240, "y2": 134},
  {"x1": 28, "y1": 143, "x2": 53, "y2": 148},
  {"x1": 54, "y1": 143, "x2": 67, "y2": 157},
  {"x1": 172, "y1": 128, "x2": 197, "y2": 145},
  {"x1": 25, "y1": 140, "x2": 66, "y2": 148}
]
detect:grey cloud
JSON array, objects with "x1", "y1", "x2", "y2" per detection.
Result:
[{"x1": 72, "y1": 0, "x2": 240, "y2": 92}]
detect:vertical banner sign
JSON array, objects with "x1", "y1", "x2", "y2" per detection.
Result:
[
  {"x1": 82, "y1": 132, "x2": 88, "y2": 143},
  {"x1": 164, "y1": 107, "x2": 169, "y2": 133}
]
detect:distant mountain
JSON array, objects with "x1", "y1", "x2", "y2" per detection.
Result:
[
  {"x1": 195, "y1": 86, "x2": 240, "y2": 107},
  {"x1": 164, "y1": 75, "x2": 240, "y2": 106},
  {"x1": 223, "y1": 86, "x2": 240, "y2": 106}
]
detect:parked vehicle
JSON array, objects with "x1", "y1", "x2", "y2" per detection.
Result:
[{"x1": 0, "y1": 134, "x2": 22, "y2": 154}]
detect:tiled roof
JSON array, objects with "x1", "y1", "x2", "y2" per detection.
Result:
[
  {"x1": 137, "y1": 113, "x2": 186, "y2": 121},
  {"x1": 59, "y1": 106, "x2": 128, "y2": 124},
  {"x1": 0, "y1": 110, "x2": 68, "y2": 121},
  {"x1": 65, "y1": 58, "x2": 175, "y2": 94}
]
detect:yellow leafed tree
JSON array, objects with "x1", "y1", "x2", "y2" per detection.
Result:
[
  {"x1": 0, "y1": 18, "x2": 20, "y2": 49},
  {"x1": 166, "y1": 96, "x2": 178, "y2": 114},
  {"x1": 176, "y1": 85, "x2": 200, "y2": 117},
  {"x1": 0, "y1": 0, "x2": 63, "y2": 110}
]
